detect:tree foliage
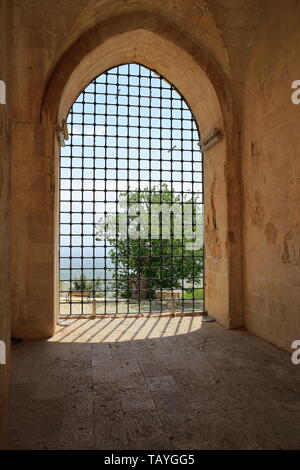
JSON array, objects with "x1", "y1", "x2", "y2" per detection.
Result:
[
  {"x1": 72, "y1": 274, "x2": 103, "y2": 294},
  {"x1": 96, "y1": 185, "x2": 203, "y2": 299}
]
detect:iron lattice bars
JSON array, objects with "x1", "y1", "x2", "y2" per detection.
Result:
[{"x1": 59, "y1": 63, "x2": 204, "y2": 317}]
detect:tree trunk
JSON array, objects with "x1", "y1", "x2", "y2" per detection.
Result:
[{"x1": 129, "y1": 274, "x2": 149, "y2": 300}]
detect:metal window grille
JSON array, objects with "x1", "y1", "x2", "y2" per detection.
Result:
[{"x1": 59, "y1": 63, "x2": 204, "y2": 317}]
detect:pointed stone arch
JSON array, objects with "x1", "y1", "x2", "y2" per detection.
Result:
[{"x1": 13, "y1": 12, "x2": 242, "y2": 337}]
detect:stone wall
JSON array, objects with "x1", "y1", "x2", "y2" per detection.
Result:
[
  {"x1": 242, "y1": 0, "x2": 300, "y2": 350},
  {"x1": 0, "y1": 0, "x2": 11, "y2": 450},
  {"x1": 10, "y1": 0, "x2": 244, "y2": 338},
  {"x1": 7, "y1": 0, "x2": 300, "y2": 348}
]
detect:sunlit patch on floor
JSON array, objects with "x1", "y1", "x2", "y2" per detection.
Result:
[{"x1": 51, "y1": 316, "x2": 203, "y2": 343}]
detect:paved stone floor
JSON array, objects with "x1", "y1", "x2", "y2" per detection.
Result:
[{"x1": 9, "y1": 317, "x2": 300, "y2": 449}]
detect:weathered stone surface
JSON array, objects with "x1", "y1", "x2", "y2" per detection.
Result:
[
  {"x1": 0, "y1": 0, "x2": 11, "y2": 450},
  {"x1": 242, "y1": 0, "x2": 300, "y2": 350},
  {"x1": 9, "y1": 318, "x2": 300, "y2": 450}
]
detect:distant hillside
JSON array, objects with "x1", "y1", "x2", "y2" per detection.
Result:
[{"x1": 60, "y1": 245, "x2": 113, "y2": 280}]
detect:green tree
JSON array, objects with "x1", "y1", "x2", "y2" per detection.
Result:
[
  {"x1": 96, "y1": 185, "x2": 203, "y2": 300},
  {"x1": 72, "y1": 274, "x2": 103, "y2": 294}
]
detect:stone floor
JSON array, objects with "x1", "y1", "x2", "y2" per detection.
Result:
[{"x1": 9, "y1": 316, "x2": 300, "y2": 449}]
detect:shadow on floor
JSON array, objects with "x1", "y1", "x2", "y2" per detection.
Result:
[{"x1": 9, "y1": 317, "x2": 300, "y2": 450}]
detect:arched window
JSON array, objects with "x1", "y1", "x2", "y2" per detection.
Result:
[{"x1": 59, "y1": 63, "x2": 204, "y2": 316}]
